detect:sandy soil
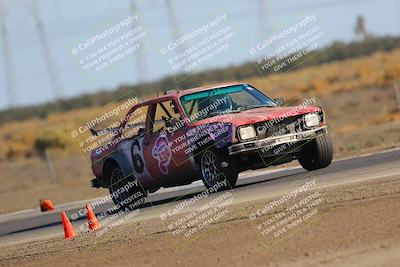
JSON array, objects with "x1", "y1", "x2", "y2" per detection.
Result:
[
  {"x1": 0, "y1": 174, "x2": 399, "y2": 267},
  {"x1": 0, "y1": 154, "x2": 107, "y2": 214}
]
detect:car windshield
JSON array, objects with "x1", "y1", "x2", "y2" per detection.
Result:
[{"x1": 180, "y1": 84, "x2": 276, "y2": 121}]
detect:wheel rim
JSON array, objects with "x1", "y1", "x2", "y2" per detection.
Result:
[
  {"x1": 201, "y1": 150, "x2": 221, "y2": 187},
  {"x1": 110, "y1": 168, "x2": 129, "y2": 205}
]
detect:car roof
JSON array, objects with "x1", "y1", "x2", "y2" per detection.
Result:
[
  {"x1": 134, "y1": 82, "x2": 245, "y2": 107},
  {"x1": 177, "y1": 82, "x2": 245, "y2": 96}
]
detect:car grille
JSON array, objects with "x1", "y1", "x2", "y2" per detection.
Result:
[{"x1": 254, "y1": 115, "x2": 305, "y2": 139}]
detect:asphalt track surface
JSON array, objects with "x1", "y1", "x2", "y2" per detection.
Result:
[{"x1": 0, "y1": 149, "x2": 399, "y2": 247}]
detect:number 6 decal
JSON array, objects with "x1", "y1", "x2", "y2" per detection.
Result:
[{"x1": 131, "y1": 139, "x2": 144, "y2": 174}]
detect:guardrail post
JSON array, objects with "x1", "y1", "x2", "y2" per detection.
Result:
[
  {"x1": 45, "y1": 149, "x2": 58, "y2": 184},
  {"x1": 393, "y1": 81, "x2": 400, "y2": 112}
]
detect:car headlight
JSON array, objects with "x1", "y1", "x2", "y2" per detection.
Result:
[
  {"x1": 304, "y1": 113, "x2": 320, "y2": 128},
  {"x1": 238, "y1": 125, "x2": 256, "y2": 141}
]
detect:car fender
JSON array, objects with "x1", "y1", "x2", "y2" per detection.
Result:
[
  {"x1": 104, "y1": 151, "x2": 134, "y2": 179},
  {"x1": 206, "y1": 122, "x2": 234, "y2": 149},
  {"x1": 188, "y1": 122, "x2": 234, "y2": 153}
]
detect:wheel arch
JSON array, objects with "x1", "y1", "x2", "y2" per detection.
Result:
[
  {"x1": 102, "y1": 153, "x2": 134, "y2": 186},
  {"x1": 193, "y1": 137, "x2": 216, "y2": 163},
  {"x1": 192, "y1": 130, "x2": 232, "y2": 161}
]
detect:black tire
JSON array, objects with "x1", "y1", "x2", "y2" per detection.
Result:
[
  {"x1": 198, "y1": 148, "x2": 238, "y2": 191},
  {"x1": 298, "y1": 133, "x2": 333, "y2": 171},
  {"x1": 106, "y1": 163, "x2": 145, "y2": 210}
]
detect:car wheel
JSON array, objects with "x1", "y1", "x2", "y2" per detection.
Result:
[
  {"x1": 199, "y1": 149, "x2": 238, "y2": 191},
  {"x1": 298, "y1": 133, "x2": 333, "y2": 171},
  {"x1": 107, "y1": 163, "x2": 145, "y2": 210}
]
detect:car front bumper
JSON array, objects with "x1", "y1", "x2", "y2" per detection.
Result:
[{"x1": 228, "y1": 126, "x2": 328, "y2": 155}]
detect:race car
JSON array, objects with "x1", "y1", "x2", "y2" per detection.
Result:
[{"x1": 90, "y1": 82, "x2": 333, "y2": 209}]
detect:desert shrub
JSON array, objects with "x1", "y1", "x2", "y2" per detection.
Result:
[
  {"x1": 6, "y1": 142, "x2": 31, "y2": 159},
  {"x1": 34, "y1": 130, "x2": 72, "y2": 157},
  {"x1": 384, "y1": 64, "x2": 400, "y2": 84}
]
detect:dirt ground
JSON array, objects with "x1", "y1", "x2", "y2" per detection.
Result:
[
  {"x1": 0, "y1": 174, "x2": 399, "y2": 266},
  {"x1": 0, "y1": 154, "x2": 106, "y2": 214}
]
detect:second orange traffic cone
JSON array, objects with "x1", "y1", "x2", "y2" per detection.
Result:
[
  {"x1": 86, "y1": 204, "x2": 101, "y2": 231},
  {"x1": 61, "y1": 212, "x2": 77, "y2": 239},
  {"x1": 40, "y1": 199, "x2": 55, "y2": 212}
]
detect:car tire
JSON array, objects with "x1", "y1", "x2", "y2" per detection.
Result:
[
  {"x1": 198, "y1": 148, "x2": 238, "y2": 191},
  {"x1": 298, "y1": 133, "x2": 333, "y2": 171},
  {"x1": 106, "y1": 163, "x2": 145, "y2": 210}
]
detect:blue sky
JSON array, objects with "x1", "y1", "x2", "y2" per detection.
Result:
[{"x1": 0, "y1": 0, "x2": 399, "y2": 110}]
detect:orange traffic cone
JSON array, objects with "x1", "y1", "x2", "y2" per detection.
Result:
[
  {"x1": 40, "y1": 199, "x2": 55, "y2": 212},
  {"x1": 61, "y1": 212, "x2": 77, "y2": 239},
  {"x1": 86, "y1": 204, "x2": 101, "y2": 231}
]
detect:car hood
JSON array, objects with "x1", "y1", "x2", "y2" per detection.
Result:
[{"x1": 191, "y1": 106, "x2": 321, "y2": 127}]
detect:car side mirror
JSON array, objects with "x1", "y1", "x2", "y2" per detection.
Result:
[{"x1": 274, "y1": 97, "x2": 285, "y2": 106}]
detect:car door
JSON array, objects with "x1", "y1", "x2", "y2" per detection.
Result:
[
  {"x1": 116, "y1": 104, "x2": 156, "y2": 187},
  {"x1": 142, "y1": 98, "x2": 193, "y2": 187}
]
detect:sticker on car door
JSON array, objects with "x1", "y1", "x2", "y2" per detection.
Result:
[{"x1": 151, "y1": 134, "x2": 172, "y2": 175}]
